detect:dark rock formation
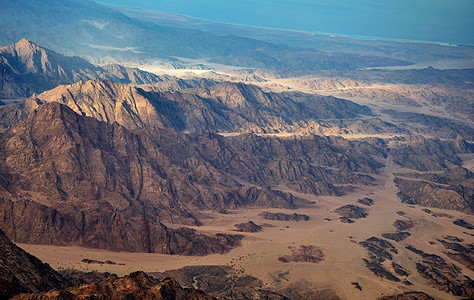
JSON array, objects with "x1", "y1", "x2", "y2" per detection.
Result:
[
  {"x1": 362, "y1": 258, "x2": 400, "y2": 282},
  {"x1": 391, "y1": 135, "x2": 465, "y2": 172},
  {"x1": 382, "y1": 232, "x2": 411, "y2": 242},
  {"x1": 393, "y1": 219, "x2": 414, "y2": 231},
  {"x1": 334, "y1": 205, "x2": 368, "y2": 219},
  {"x1": 406, "y1": 245, "x2": 474, "y2": 297},
  {"x1": 351, "y1": 282, "x2": 362, "y2": 291},
  {"x1": 357, "y1": 197, "x2": 374, "y2": 206},
  {"x1": 359, "y1": 237, "x2": 404, "y2": 283},
  {"x1": 277, "y1": 245, "x2": 324, "y2": 263},
  {"x1": 12, "y1": 271, "x2": 215, "y2": 300},
  {"x1": 453, "y1": 219, "x2": 474, "y2": 230},
  {"x1": 395, "y1": 178, "x2": 473, "y2": 214},
  {"x1": 360, "y1": 237, "x2": 398, "y2": 261},
  {"x1": 58, "y1": 269, "x2": 111, "y2": 288},
  {"x1": 0, "y1": 229, "x2": 64, "y2": 298},
  {"x1": 234, "y1": 221, "x2": 263, "y2": 233},
  {"x1": 438, "y1": 238, "x2": 474, "y2": 271},
  {"x1": 259, "y1": 212, "x2": 309, "y2": 221}
]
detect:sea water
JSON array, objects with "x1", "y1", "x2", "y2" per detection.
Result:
[{"x1": 97, "y1": 0, "x2": 474, "y2": 45}]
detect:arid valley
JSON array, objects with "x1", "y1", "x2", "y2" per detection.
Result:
[{"x1": 0, "y1": 1, "x2": 473, "y2": 299}]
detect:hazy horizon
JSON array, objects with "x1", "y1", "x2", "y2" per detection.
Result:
[{"x1": 96, "y1": 0, "x2": 474, "y2": 45}]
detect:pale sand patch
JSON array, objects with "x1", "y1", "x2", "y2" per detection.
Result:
[{"x1": 19, "y1": 157, "x2": 473, "y2": 300}]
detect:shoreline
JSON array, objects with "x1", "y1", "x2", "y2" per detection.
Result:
[{"x1": 105, "y1": 4, "x2": 473, "y2": 47}]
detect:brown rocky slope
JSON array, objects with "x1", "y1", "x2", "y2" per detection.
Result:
[
  {"x1": 0, "y1": 229, "x2": 64, "y2": 298},
  {"x1": 0, "y1": 101, "x2": 387, "y2": 252}
]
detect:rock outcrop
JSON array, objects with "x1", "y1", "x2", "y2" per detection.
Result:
[
  {"x1": 234, "y1": 221, "x2": 263, "y2": 233},
  {"x1": 334, "y1": 205, "x2": 368, "y2": 222},
  {"x1": 259, "y1": 212, "x2": 309, "y2": 221}
]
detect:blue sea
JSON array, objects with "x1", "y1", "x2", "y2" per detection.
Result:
[{"x1": 97, "y1": 0, "x2": 474, "y2": 45}]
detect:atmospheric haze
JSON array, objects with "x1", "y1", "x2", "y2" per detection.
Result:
[{"x1": 97, "y1": 0, "x2": 474, "y2": 45}]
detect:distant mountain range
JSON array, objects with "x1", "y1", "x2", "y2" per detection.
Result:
[
  {"x1": 0, "y1": 39, "x2": 215, "y2": 98},
  {"x1": 0, "y1": 0, "x2": 412, "y2": 72}
]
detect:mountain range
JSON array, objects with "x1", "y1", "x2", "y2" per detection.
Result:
[
  {"x1": 0, "y1": 5, "x2": 473, "y2": 297},
  {"x1": 0, "y1": 39, "x2": 215, "y2": 99}
]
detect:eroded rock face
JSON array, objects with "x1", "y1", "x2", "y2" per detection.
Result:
[
  {"x1": 395, "y1": 177, "x2": 473, "y2": 214},
  {"x1": 0, "y1": 100, "x2": 387, "y2": 252},
  {"x1": 0, "y1": 229, "x2": 64, "y2": 298},
  {"x1": 12, "y1": 271, "x2": 215, "y2": 300}
]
